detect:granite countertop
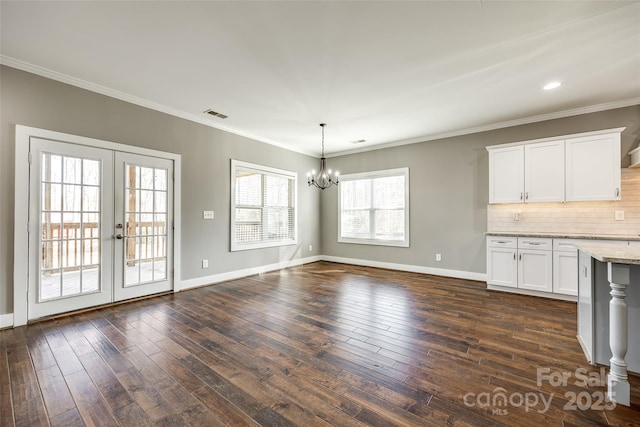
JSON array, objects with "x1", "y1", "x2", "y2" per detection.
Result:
[
  {"x1": 576, "y1": 242, "x2": 640, "y2": 265},
  {"x1": 485, "y1": 231, "x2": 640, "y2": 241}
]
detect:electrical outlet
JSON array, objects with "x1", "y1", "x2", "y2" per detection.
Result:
[
  {"x1": 202, "y1": 259, "x2": 208, "y2": 268},
  {"x1": 309, "y1": 245, "x2": 313, "y2": 252},
  {"x1": 435, "y1": 253, "x2": 442, "y2": 262},
  {"x1": 203, "y1": 210, "x2": 214, "y2": 220},
  {"x1": 615, "y1": 211, "x2": 625, "y2": 221}
]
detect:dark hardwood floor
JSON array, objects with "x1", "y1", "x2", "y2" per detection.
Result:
[{"x1": 1, "y1": 261, "x2": 639, "y2": 426}]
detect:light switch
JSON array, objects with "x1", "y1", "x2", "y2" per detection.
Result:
[
  {"x1": 615, "y1": 211, "x2": 625, "y2": 221},
  {"x1": 203, "y1": 210, "x2": 215, "y2": 220}
]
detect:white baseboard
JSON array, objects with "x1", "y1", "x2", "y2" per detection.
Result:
[
  {"x1": 487, "y1": 284, "x2": 577, "y2": 302},
  {"x1": 320, "y1": 255, "x2": 487, "y2": 282},
  {"x1": 0, "y1": 255, "x2": 483, "y2": 329},
  {"x1": 0, "y1": 313, "x2": 14, "y2": 329},
  {"x1": 178, "y1": 255, "x2": 323, "y2": 291}
]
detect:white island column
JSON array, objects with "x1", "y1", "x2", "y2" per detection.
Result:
[{"x1": 607, "y1": 262, "x2": 630, "y2": 406}]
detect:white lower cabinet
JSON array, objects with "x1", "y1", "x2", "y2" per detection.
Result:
[
  {"x1": 553, "y1": 250, "x2": 578, "y2": 295},
  {"x1": 487, "y1": 247, "x2": 518, "y2": 288},
  {"x1": 518, "y1": 248, "x2": 553, "y2": 292},
  {"x1": 488, "y1": 236, "x2": 630, "y2": 300},
  {"x1": 487, "y1": 236, "x2": 552, "y2": 292},
  {"x1": 553, "y1": 238, "x2": 581, "y2": 296}
]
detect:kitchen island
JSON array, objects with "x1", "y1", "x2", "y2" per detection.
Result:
[{"x1": 576, "y1": 242, "x2": 640, "y2": 406}]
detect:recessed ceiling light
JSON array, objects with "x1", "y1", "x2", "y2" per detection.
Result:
[{"x1": 543, "y1": 81, "x2": 562, "y2": 90}]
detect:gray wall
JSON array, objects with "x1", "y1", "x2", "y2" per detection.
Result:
[
  {"x1": 321, "y1": 105, "x2": 640, "y2": 274},
  {"x1": 0, "y1": 65, "x2": 321, "y2": 315},
  {"x1": 1, "y1": 64, "x2": 639, "y2": 317}
]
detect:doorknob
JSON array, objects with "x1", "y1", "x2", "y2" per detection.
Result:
[{"x1": 115, "y1": 233, "x2": 124, "y2": 240}]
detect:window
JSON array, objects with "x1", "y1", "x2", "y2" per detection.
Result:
[
  {"x1": 231, "y1": 160, "x2": 297, "y2": 251},
  {"x1": 339, "y1": 167, "x2": 409, "y2": 247}
]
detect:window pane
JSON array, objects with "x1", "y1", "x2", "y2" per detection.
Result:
[
  {"x1": 155, "y1": 169, "x2": 167, "y2": 191},
  {"x1": 63, "y1": 157, "x2": 82, "y2": 184},
  {"x1": 140, "y1": 190, "x2": 154, "y2": 212},
  {"x1": 341, "y1": 209, "x2": 370, "y2": 237},
  {"x1": 42, "y1": 183, "x2": 62, "y2": 211},
  {"x1": 375, "y1": 209, "x2": 405, "y2": 240},
  {"x1": 42, "y1": 154, "x2": 62, "y2": 183},
  {"x1": 264, "y1": 207, "x2": 291, "y2": 240},
  {"x1": 154, "y1": 191, "x2": 166, "y2": 213},
  {"x1": 83, "y1": 186, "x2": 100, "y2": 212},
  {"x1": 236, "y1": 171, "x2": 261, "y2": 206},
  {"x1": 342, "y1": 180, "x2": 371, "y2": 209},
  {"x1": 83, "y1": 159, "x2": 100, "y2": 186},
  {"x1": 236, "y1": 208, "x2": 261, "y2": 222},
  {"x1": 63, "y1": 185, "x2": 82, "y2": 211},
  {"x1": 373, "y1": 176, "x2": 405, "y2": 209},
  {"x1": 140, "y1": 167, "x2": 154, "y2": 190},
  {"x1": 265, "y1": 175, "x2": 290, "y2": 207}
]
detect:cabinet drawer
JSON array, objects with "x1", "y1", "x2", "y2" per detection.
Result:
[
  {"x1": 553, "y1": 239, "x2": 582, "y2": 252},
  {"x1": 487, "y1": 236, "x2": 517, "y2": 248},
  {"x1": 518, "y1": 237, "x2": 552, "y2": 250}
]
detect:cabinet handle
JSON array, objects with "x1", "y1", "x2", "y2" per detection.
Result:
[
  {"x1": 615, "y1": 188, "x2": 620, "y2": 197},
  {"x1": 525, "y1": 192, "x2": 529, "y2": 200},
  {"x1": 583, "y1": 266, "x2": 587, "y2": 277},
  {"x1": 520, "y1": 192, "x2": 523, "y2": 201},
  {"x1": 527, "y1": 242, "x2": 543, "y2": 246},
  {"x1": 496, "y1": 240, "x2": 509, "y2": 244},
  {"x1": 513, "y1": 253, "x2": 516, "y2": 261},
  {"x1": 519, "y1": 253, "x2": 522, "y2": 261}
]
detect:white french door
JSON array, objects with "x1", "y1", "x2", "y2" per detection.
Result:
[
  {"x1": 114, "y1": 152, "x2": 173, "y2": 301},
  {"x1": 28, "y1": 138, "x2": 174, "y2": 320}
]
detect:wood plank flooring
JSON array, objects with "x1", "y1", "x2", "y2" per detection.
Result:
[{"x1": 1, "y1": 261, "x2": 639, "y2": 426}]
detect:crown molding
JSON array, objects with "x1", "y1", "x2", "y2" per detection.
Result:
[
  {"x1": 0, "y1": 55, "x2": 317, "y2": 157},
  {"x1": 328, "y1": 97, "x2": 640, "y2": 157},
  {"x1": 3, "y1": 55, "x2": 637, "y2": 160}
]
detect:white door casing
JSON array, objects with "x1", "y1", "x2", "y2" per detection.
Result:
[{"x1": 14, "y1": 125, "x2": 181, "y2": 325}]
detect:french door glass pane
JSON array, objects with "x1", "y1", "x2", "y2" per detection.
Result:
[
  {"x1": 124, "y1": 164, "x2": 168, "y2": 286},
  {"x1": 40, "y1": 152, "x2": 101, "y2": 301}
]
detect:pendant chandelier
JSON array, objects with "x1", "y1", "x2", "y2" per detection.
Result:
[{"x1": 307, "y1": 123, "x2": 339, "y2": 190}]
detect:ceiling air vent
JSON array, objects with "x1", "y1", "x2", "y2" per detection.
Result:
[{"x1": 204, "y1": 109, "x2": 228, "y2": 119}]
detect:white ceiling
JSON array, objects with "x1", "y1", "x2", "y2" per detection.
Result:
[{"x1": 2, "y1": 1, "x2": 640, "y2": 156}]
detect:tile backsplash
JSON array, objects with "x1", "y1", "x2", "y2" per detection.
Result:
[{"x1": 487, "y1": 168, "x2": 640, "y2": 236}]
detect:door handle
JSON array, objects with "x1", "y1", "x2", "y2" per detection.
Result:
[{"x1": 115, "y1": 233, "x2": 124, "y2": 240}]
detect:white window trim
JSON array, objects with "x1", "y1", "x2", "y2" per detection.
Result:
[
  {"x1": 338, "y1": 167, "x2": 410, "y2": 247},
  {"x1": 230, "y1": 159, "x2": 298, "y2": 251}
]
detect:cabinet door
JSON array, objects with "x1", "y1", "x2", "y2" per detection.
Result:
[
  {"x1": 565, "y1": 133, "x2": 621, "y2": 201},
  {"x1": 525, "y1": 140, "x2": 565, "y2": 202},
  {"x1": 518, "y1": 249, "x2": 553, "y2": 292},
  {"x1": 553, "y1": 250, "x2": 578, "y2": 295},
  {"x1": 487, "y1": 247, "x2": 517, "y2": 288},
  {"x1": 489, "y1": 146, "x2": 524, "y2": 204}
]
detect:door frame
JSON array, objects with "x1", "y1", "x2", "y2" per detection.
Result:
[{"x1": 14, "y1": 125, "x2": 182, "y2": 326}]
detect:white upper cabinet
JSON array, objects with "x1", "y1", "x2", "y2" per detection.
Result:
[
  {"x1": 524, "y1": 140, "x2": 565, "y2": 203},
  {"x1": 487, "y1": 128, "x2": 624, "y2": 204},
  {"x1": 565, "y1": 133, "x2": 621, "y2": 202},
  {"x1": 489, "y1": 146, "x2": 524, "y2": 203}
]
